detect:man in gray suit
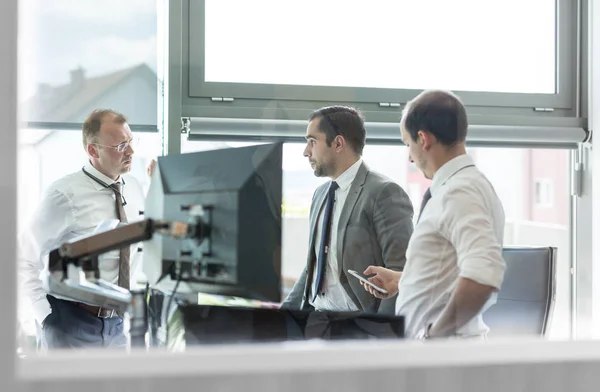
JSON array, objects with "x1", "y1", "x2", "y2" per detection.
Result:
[{"x1": 281, "y1": 106, "x2": 414, "y2": 314}]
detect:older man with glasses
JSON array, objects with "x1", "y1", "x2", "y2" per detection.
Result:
[{"x1": 18, "y1": 109, "x2": 148, "y2": 350}]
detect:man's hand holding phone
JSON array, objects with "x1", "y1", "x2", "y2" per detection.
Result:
[{"x1": 358, "y1": 266, "x2": 402, "y2": 299}]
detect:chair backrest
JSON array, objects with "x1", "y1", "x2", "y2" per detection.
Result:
[{"x1": 483, "y1": 246, "x2": 556, "y2": 336}]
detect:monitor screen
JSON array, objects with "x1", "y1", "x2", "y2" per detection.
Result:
[{"x1": 143, "y1": 142, "x2": 282, "y2": 303}]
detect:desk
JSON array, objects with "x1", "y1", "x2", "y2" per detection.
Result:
[{"x1": 145, "y1": 290, "x2": 404, "y2": 348}]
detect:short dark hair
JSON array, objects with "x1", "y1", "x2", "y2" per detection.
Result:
[
  {"x1": 308, "y1": 105, "x2": 366, "y2": 155},
  {"x1": 401, "y1": 90, "x2": 468, "y2": 146},
  {"x1": 82, "y1": 109, "x2": 128, "y2": 148}
]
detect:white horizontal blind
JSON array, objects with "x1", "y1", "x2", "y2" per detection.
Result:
[{"x1": 187, "y1": 117, "x2": 588, "y2": 149}]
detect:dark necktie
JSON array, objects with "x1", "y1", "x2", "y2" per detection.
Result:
[
  {"x1": 417, "y1": 187, "x2": 432, "y2": 223},
  {"x1": 312, "y1": 181, "x2": 339, "y2": 301},
  {"x1": 111, "y1": 182, "x2": 130, "y2": 290}
]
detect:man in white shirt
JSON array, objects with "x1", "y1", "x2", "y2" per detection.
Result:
[
  {"x1": 281, "y1": 106, "x2": 414, "y2": 314},
  {"x1": 18, "y1": 109, "x2": 146, "y2": 349},
  {"x1": 361, "y1": 90, "x2": 506, "y2": 339}
]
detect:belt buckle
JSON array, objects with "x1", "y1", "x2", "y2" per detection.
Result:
[{"x1": 97, "y1": 307, "x2": 115, "y2": 319}]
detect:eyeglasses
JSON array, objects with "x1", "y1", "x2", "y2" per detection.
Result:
[{"x1": 93, "y1": 137, "x2": 139, "y2": 153}]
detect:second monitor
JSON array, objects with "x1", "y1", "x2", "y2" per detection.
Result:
[{"x1": 143, "y1": 142, "x2": 283, "y2": 303}]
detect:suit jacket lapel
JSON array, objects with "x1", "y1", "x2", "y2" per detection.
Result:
[{"x1": 336, "y1": 162, "x2": 368, "y2": 275}]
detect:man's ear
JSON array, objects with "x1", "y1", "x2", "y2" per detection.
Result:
[
  {"x1": 87, "y1": 143, "x2": 100, "y2": 158},
  {"x1": 333, "y1": 135, "x2": 345, "y2": 152},
  {"x1": 417, "y1": 130, "x2": 435, "y2": 151}
]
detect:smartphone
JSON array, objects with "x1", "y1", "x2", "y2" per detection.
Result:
[{"x1": 347, "y1": 269, "x2": 389, "y2": 294}]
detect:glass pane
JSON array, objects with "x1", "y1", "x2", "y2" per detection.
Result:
[
  {"x1": 20, "y1": 0, "x2": 158, "y2": 126},
  {"x1": 17, "y1": 129, "x2": 160, "y2": 352},
  {"x1": 17, "y1": 0, "x2": 161, "y2": 355},
  {"x1": 182, "y1": 138, "x2": 571, "y2": 340},
  {"x1": 205, "y1": 0, "x2": 556, "y2": 94},
  {"x1": 474, "y1": 148, "x2": 570, "y2": 339}
]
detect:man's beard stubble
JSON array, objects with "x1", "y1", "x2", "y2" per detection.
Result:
[{"x1": 313, "y1": 162, "x2": 329, "y2": 177}]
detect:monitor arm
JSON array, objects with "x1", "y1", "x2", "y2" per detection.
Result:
[{"x1": 47, "y1": 215, "x2": 211, "y2": 313}]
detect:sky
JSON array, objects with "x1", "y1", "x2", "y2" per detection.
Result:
[{"x1": 19, "y1": 0, "x2": 158, "y2": 100}]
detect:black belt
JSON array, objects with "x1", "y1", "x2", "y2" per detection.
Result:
[{"x1": 75, "y1": 302, "x2": 117, "y2": 318}]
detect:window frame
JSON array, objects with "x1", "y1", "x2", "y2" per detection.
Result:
[
  {"x1": 186, "y1": 0, "x2": 578, "y2": 117},
  {"x1": 24, "y1": 122, "x2": 158, "y2": 133}
]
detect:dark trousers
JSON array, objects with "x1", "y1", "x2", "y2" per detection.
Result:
[{"x1": 39, "y1": 295, "x2": 127, "y2": 350}]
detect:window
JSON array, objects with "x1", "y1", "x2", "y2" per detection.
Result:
[
  {"x1": 407, "y1": 183, "x2": 424, "y2": 220},
  {"x1": 186, "y1": 0, "x2": 578, "y2": 115},
  {"x1": 14, "y1": 0, "x2": 578, "y2": 356},
  {"x1": 20, "y1": 0, "x2": 159, "y2": 131},
  {"x1": 204, "y1": 0, "x2": 555, "y2": 94},
  {"x1": 17, "y1": 0, "x2": 160, "y2": 354},
  {"x1": 182, "y1": 138, "x2": 572, "y2": 340},
  {"x1": 18, "y1": 0, "x2": 160, "y2": 223}
]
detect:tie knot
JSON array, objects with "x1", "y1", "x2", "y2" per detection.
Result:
[
  {"x1": 111, "y1": 182, "x2": 122, "y2": 194},
  {"x1": 329, "y1": 181, "x2": 339, "y2": 192}
]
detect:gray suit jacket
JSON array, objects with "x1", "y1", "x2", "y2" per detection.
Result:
[{"x1": 281, "y1": 162, "x2": 414, "y2": 314}]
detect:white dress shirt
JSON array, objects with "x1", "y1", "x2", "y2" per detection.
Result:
[
  {"x1": 309, "y1": 159, "x2": 363, "y2": 311},
  {"x1": 395, "y1": 154, "x2": 506, "y2": 338},
  {"x1": 18, "y1": 162, "x2": 146, "y2": 325}
]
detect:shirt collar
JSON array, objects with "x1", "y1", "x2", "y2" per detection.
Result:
[
  {"x1": 430, "y1": 154, "x2": 475, "y2": 195},
  {"x1": 83, "y1": 162, "x2": 123, "y2": 191},
  {"x1": 334, "y1": 158, "x2": 363, "y2": 192}
]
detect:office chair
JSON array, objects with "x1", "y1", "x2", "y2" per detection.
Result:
[{"x1": 483, "y1": 246, "x2": 556, "y2": 337}]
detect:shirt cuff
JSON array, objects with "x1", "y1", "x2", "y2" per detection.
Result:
[
  {"x1": 460, "y1": 260, "x2": 505, "y2": 290},
  {"x1": 32, "y1": 297, "x2": 52, "y2": 326}
]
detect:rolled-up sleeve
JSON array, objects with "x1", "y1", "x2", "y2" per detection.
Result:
[{"x1": 438, "y1": 187, "x2": 505, "y2": 290}]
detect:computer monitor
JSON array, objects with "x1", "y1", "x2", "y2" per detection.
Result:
[{"x1": 143, "y1": 142, "x2": 282, "y2": 303}]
